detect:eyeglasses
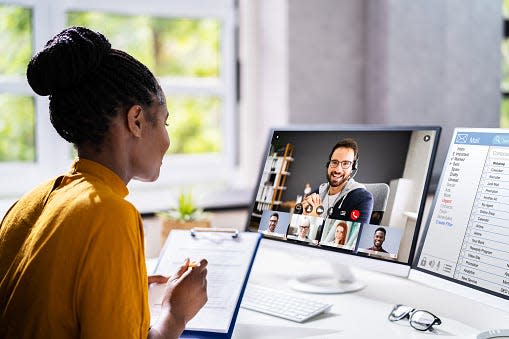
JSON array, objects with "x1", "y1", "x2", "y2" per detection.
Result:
[
  {"x1": 388, "y1": 304, "x2": 441, "y2": 331},
  {"x1": 329, "y1": 159, "x2": 353, "y2": 169}
]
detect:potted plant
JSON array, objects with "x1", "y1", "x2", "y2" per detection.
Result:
[{"x1": 157, "y1": 191, "x2": 211, "y2": 245}]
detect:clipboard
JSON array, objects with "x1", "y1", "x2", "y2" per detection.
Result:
[{"x1": 149, "y1": 228, "x2": 262, "y2": 339}]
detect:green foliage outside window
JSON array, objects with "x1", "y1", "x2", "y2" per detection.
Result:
[
  {"x1": 0, "y1": 5, "x2": 35, "y2": 162},
  {"x1": 0, "y1": 6, "x2": 224, "y2": 163},
  {"x1": 0, "y1": 94, "x2": 35, "y2": 162},
  {"x1": 0, "y1": 5, "x2": 32, "y2": 76},
  {"x1": 166, "y1": 96, "x2": 222, "y2": 154},
  {"x1": 67, "y1": 12, "x2": 220, "y2": 78},
  {"x1": 502, "y1": 98, "x2": 509, "y2": 128},
  {"x1": 67, "y1": 12, "x2": 223, "y2": 154}
]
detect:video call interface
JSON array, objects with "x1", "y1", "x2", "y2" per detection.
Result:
[
  {"x1": 248, "y1": 128, "x2": 439, "y2": 265},
  {"x1": 416, "y1": 129, "x2": 509, "y2": 299}
]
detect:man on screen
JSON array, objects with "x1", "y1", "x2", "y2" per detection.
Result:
[
  {"x1": 262, "y1": 212, "x2": 279, "y2": 235},
  {"x1": 367, "y1": 227, "x2": 388, "y2": 253},
  {"x1": 297, "y1": 217, "x2": 312, "y2": 242},
  {"x1": 301, "y1": 138, "x2": 373, "y2": 224},
  {"x1": 287, "y1": 216, "x2": 317, "y2": 244}
]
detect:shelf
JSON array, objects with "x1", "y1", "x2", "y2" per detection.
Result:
[
  {"x1": 262, "y1": 171, "x2": 290, "y2": 175},
  {"x1": 254, "y1": 143, "x2": 294, "y2": 214},
  {"x1": 255, "y1": 200, "x2": 282, "y2": 205},
  {"x1": 257, "y1": 185, "x2": 287, "y2": 190},
  {"x1": 269, "y1": 156, "x2": 294, "y2": 162}
]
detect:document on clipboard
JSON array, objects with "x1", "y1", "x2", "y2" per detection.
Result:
[{"x1": 148, "y1": 228, "x2": 261, "y2": 337}]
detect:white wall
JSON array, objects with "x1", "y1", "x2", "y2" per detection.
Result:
[{"x1": 239, "y1": 0, "x2": 502, "y2": 191}]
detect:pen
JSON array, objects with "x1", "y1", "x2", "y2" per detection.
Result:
[{"x1": 188, "y1": 261, "x2": 200, "y2": 269}]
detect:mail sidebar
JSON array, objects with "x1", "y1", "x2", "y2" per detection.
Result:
[{"x1": 418, "y1": 131, "x2": 509, "y2": 297}]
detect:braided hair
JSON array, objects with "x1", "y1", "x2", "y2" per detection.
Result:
[{"x1": 26, "y1": 26, "x2": 162, "y2": 147}]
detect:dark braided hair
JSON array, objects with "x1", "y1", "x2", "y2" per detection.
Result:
[{"x1": 26, "y1": 26, "x2": 162, "y2": 147}]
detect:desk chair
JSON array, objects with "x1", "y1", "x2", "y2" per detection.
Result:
[{"x1": 364, "y1": 183, "x2": 390, "y2": 225}]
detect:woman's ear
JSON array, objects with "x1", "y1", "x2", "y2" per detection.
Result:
[{"x1": 126, "y1": 105, "x2": 143, "y2": 137}]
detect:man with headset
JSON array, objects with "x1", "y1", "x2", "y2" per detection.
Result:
[{"x1": 300, "y1": 138, "x2": 374, "y2": 224}]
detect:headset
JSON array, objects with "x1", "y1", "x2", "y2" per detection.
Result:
[{"x1": 351, "y1": 158, "x2": 358, "y2": 178}]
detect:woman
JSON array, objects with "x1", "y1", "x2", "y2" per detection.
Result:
[
  {"x1": 333, "y1": 221, "x2": 348, "y2": 246},
  {"x1": 321, "y1": 220, "x2": 348, "y2": 247},
  {"x1": 0, "y1": 27, "x2": 207, "y2": 338}
]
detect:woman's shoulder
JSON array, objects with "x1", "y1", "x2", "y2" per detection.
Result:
[{"x1": 53, "y1": 176, "x2": 139, "y2": 225}]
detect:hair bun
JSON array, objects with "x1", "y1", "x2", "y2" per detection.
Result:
[{"x1": 27, "y1": 26, "x2": 111, "y2": 96}]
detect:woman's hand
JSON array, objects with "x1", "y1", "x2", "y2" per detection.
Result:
[
  {"x1": 149, "y1": 258, "x2": 208, "y2": 339},
  {"x1": 164, "y1": 258, "x2": 208, "y2": 324}
]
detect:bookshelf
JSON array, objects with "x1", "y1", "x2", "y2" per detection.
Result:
[{"x1": 252, "y1": 143, "x2": 294, "y2": 218}]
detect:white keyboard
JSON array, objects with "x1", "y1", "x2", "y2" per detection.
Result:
[{"x1": 241, "y1": 284, "x2": 332, "y2": 323}]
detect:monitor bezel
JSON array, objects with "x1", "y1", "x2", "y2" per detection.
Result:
[
  {"x1": 411, "y1": 127, "x2": 509, "y2": 308},
  {"x1": 245, "y1": 124, "x2": 442, "y2": 270}
]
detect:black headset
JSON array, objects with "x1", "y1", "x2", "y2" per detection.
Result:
[{"x1": 351, "y1": 158, "x2": 358, "y2": 178}]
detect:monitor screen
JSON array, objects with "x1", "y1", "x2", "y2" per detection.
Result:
[
  {"x1": 246, "y1": 126, "x2": 440, "y2": 278},
  {"x1": 413, "y1": 128, "x2": 509, "y2": 309}
]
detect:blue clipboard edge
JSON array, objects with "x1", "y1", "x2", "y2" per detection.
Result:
[{"x1": 180, "y1": 232, "x2": 263, "y2": 339}]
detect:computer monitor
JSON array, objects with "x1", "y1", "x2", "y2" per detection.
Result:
[
  {"x1": 246, "y1": 125, "x2": 440, "y2": 293},
  {"x1": 411, "y1": 128, "x2": 509, "y2": 311}
]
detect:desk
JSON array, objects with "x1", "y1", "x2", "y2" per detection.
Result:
[{"x1": 232, "y1": 239, "x2": 509, "y2": 338}]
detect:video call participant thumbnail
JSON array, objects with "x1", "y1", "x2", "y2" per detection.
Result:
[
  {"x1": 368, "y1": 227, "x2": 388, "y2": 253},
  {"x1": 357, "y1": 225, "x2": 403, "y2": 259},
  {"x1": 266, "y1": 212, "x2": 279, "y2": 233},
  {"x1": 259, "y1": 210, "x2": 288, "y2": 238},
  {"x1": 298, "y1": 138, "x2": 374, "y2": 224},
  {"x1": 320, "y1": 219, "x2": 360, "y2": 250},
  {"x1": 287, "y1": 215, "x2": 322, "y2": 245}
]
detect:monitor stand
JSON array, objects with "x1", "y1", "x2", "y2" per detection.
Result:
[{"x1": 288, "y1": 261, "x2": 365, "y2": 294}]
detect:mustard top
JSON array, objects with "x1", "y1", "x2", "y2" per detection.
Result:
[{"x1": 0, "y1": 158, "x2": 149, "y2": 338}]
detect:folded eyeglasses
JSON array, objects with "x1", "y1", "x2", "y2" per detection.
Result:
[{"x1": 388, "y1": 304, "x2": 441, "y2": 331}]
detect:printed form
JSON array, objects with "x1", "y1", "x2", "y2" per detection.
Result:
[{"x1": 148, "y1": 230, "x2": 260, "y2": 333}]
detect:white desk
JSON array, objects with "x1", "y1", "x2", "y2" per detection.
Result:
[{"x1": 232, "y1": 240, "x2": 509, "y2": 338}]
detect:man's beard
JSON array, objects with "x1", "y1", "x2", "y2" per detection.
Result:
[{"x1": 327, "y1": 171, "x2": 349, "y2": 188}]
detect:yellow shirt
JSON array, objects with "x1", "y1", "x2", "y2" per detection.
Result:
[{"x1": 0, "y1": 159, "x2": 149, "y2": 338}]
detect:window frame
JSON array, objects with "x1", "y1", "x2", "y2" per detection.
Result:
[{"x1": 0, "y1": 0, "x2": 239, "y2": 208}]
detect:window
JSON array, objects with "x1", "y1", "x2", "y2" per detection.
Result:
[
  {"x1": 0, "y1": 6, "x2": 35, "y2": 162},
  {"x1": 66, "y1": 12, "x2": 224, "y2": 155},
  {"x1": 0, "y1": 0, "x2": 238, "y2": 210}
]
